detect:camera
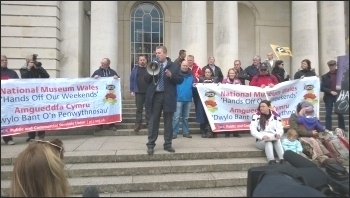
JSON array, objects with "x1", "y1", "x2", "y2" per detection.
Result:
[
  {"x1": 32, "y1": 54, "x2": 42, "y2": 67},
  {"x1": 32, "y1": 54, "x2": 38, "y2": 61}
]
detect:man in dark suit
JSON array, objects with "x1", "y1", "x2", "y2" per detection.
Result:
[{"x1": 144, "y1": 46, "x2": 184, "y2": 155}]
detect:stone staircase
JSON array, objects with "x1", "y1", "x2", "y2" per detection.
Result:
[{"x1": 1, "y1": 100, "x2": 348, "y2": 197}]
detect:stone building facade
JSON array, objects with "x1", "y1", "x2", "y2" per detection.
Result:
[{"x1": 1, "y1": 1, "x2": 349, "y2": 98}]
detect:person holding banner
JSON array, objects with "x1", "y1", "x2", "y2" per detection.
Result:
[
  {"x1": 144, "y1": 46, "x2": 184, "y2": 155},
  {"x1": 91, "y1": 58, "x2": 120, "y2": 133},
  {"x1": 249, "y1": 63, "x2": 279, "y2": 88},
  {"x1": 1, "y1": 55, "x2": 18, "y2": 145},
  {"x1": 250, "y1": 100, "x2": 285, "y2": 165},
  {"x1": 222, "y1": 68, "x2": 242, "y2": 138},
  {"x1": 20, "y1": 54, "x2": 50, "y2": 142},
  {"x1": 293, "y1": 59, "x2": 316, "y2": 80},
  {"x1": 196, "y1": 67, "x2": 220, "y2": 138},
  {"x1": 321, "y1": 60, "x2": 345, "y2": 131}
]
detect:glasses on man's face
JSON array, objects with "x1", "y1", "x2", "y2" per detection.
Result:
[{"x1": 29, "y1": 139, "x2": 63, "y2": 156}]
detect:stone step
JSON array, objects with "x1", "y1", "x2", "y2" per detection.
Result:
[
  {"x1": 71, "y1": 186, "x2": 247, "y2": 197},
  {"x1": 121, "y1": 117, "x2": 197, "y2": 123},
  {"x1": 1, "y1": 157, "x2": 267, "y2": 180},
  {"x1": 122, "y1": 112, "x2": 197, "y2": 117},
  {"x1": 94, "y1": 129, "x2": 252, "y2": 137},
  {"x1": 1, "y1": 170, "x2": 249, "y2": 194},
  {"x1": 1, "y1": 142, "x2": 263, "y2": 166}
]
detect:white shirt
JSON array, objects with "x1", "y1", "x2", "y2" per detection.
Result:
[{"x1": 250, "y1": 113, "x2": 284, "y2": 140}]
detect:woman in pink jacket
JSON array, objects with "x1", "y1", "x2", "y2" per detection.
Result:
[{"x1": 222, "y1": 68, "x2": 242, "y2": 137}]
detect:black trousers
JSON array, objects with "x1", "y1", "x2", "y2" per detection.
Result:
[
  {"x1": 146, "y1": 92, "x2": 174, "y2": 149},
  {"x1": 28, "y1": 131, "x2": 45, "y2": 139},
  {"x1": 135, "y1": 93, "x2": 149, "y2": 125},
  {"x1": 2, "y1": 136, "x2": 13, "y2": 143}
]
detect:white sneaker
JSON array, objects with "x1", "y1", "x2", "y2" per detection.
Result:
[{"x1": 7, "y1": 140, "x2": 15, "y2": 145}]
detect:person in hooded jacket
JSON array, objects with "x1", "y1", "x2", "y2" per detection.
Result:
[
  {"x1": 293, "y1": 59, "x2": 316, "y2": 79},
  {"x1": 91, "y1": 58, "x2": 120, "y2": 132}
]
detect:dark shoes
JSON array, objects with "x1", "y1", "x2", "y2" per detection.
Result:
[
  {"x1": 95, "y1": 126, "x2": 103, "y2": 133},
  {"x1": 201, "y1": 134, "x2": 207, "y2": 138},
  {"x1": 107, "y1": 125, "x2": 117, "y2": 131},
  {"x1": 225, "y1": 133, "x2": 230, "y2": 138},
  {"x1": 164, "y1": 147, "x2": 175, "y2": 152},
  {"x1": 134, "y1": 124, "x2": 141, "y2": 132},
  {"x1": 147, "y1": 148, "x2": 154, "y2": 155},
  {"x1": 268, "y1": 160, "x2": 277, "y2": 165},
  {"x1": 233, "y1": 133, "x2": 241, "y2": 138},
  {"x1": 279, "y1": 159, "x2": 286, "y2": 164},
  {"x1": 183, "y1": 134, "x2": 192, "y2": 138},
  {"x1": 172, "y1": 135, "x2": 177, "y2": 139}
]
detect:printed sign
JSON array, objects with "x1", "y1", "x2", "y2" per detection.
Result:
[
  {"x1": 335, "y1": 55, "x2": 349, "y2": 114},
  {"x1": 196, "y1": 76, "x2": 320, "y2": 132},
  {"x1": 1, "y1": 77, "x2": 122, "y2": 136}
]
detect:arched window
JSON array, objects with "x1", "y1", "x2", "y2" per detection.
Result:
[{"x1": 130, "y1": 2, "x2": 164, "y2": 70}]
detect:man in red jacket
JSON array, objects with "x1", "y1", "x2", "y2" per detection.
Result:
[
  {"x1": 187, "y1": 55, "x2": 203, "y2": 113},
  {"x1": 250, "y1": 62, "x2": 279, "y2": 88}
]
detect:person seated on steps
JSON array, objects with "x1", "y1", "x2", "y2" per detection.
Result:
[{"x1": 250, "y1": 100, "x2": 285, "y2": 165}]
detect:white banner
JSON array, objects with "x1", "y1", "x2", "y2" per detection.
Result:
[
  {"x1": 1, "y1": 77, "x2": 122, "y2": 136},
  {"x1": 196, "y1": 76, "x2": 320, "y2": 132}
]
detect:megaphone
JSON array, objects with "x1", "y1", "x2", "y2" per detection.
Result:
[
  {"x1": 146, "y1": 58, "x2": 161, "y2": 84},
  {"x1": 146, "y1": 61, "x2": 160, "y2": 76}
]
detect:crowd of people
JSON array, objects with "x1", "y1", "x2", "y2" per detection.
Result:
[
  {"x1": 1, "y1": 48, "x2": 347, "y2": 158},
  {"x1": 1, "y1": 47, "x2": 348, "y2": 197}
]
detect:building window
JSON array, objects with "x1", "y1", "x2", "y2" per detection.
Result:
[{"x1": 131, "y1": 2, "x2": 164, "y2": 69}]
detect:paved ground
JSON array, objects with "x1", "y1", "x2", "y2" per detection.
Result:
[{"x1": 1, "y1": 133, "x2": 258, "y2": 159}]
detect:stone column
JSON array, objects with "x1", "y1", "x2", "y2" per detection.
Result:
[
  {"x1": 182, "y1": 1, "x2": 207, "y2": 68},
  {"x1": 320, "y1": 1, "x2": 346, "y2": 75},
  {"x1": 291, "y1": 2, "x2": 319, "y2": 77},
  {"x1": 60, "y1": 1, "x2": 84, "y2": 77},
  {"x1": 213, "y1": 1, "x2": 238, "y2": 74},
  {"x1": 90, "y1": 1, "x2": 118, "y2": 75}
]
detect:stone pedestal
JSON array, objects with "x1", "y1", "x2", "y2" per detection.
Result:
[
  {"x1": 319, "y1": 1, "x2": 346, "y2": 75},
  {"x1": 291, "y1": 2, "x2": 318, "y2": 77},
  {"x1": 90, "y1": 1, "x2": 118, "y2": 75},
  {"x1": 213, "y1": 1, "x2": 238, "y2": 74},
  {"x1": 182, "y1": 1, "x2": 207, "y2": 68}
]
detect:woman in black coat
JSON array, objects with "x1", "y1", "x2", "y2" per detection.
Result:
[{"x1": 271, "y1": 60, "x2": 290, "y2": 83}]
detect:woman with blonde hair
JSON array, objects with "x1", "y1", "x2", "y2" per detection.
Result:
[{"x1": 10, "y1": 139, "x2": 70, "y2": 197}]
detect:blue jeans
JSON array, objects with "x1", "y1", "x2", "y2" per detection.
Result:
[
  {"x1": 324, "y1": 95, "x2": 345, "y2": 130},
  {"x1": 173, "y1": 101, "x2": 192, "y2": 135}
]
